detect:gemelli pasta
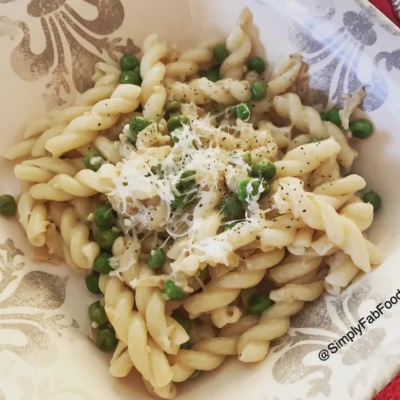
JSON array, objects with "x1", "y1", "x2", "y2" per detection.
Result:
[{"x1": 2, "y1": 7, "x2": 383, "y2": 399}]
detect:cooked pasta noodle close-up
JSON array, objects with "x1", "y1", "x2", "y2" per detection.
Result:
[{"x1": 1, "y1": 7, "x2": 385, "y2": 400}]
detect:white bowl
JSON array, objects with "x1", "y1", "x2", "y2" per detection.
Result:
[{"x1": 1, "y1": 0, "x2": 400, "y2": 399}]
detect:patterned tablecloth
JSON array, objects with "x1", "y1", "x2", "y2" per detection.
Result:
[{"x1": 372, "y1": 2, "x2": 399, "y2": 399}]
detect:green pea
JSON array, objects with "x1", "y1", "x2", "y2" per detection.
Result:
[
  {"x1": 126, "y1": 116, "x2": 152, "y2": 143},
  {"x1": 118, "y1": 68, "x2": 142, "y2": 85},
  {"x1": 235, "y1": 103, "x2": 252, "y2": 121},
  {"x1": 363, "y1": 191, "x2": 381, "y2": 211},
  {"x1": 163, "y1": 280, "x2": 186, "y2": 300},
  {"x1": 320, "y1": 111, "x2": 329, "y2": 121},
  {"x1": 120, "y1": 54, "x2": 140, "y2": 71},
  {"x1": 165, "y1": 100, "x2": 182, "y2": 114},
  {"x1": 213, "y1": 43, "x2": 229, "y2": 64},
  {"x1": 84, "y1": 150, "x2": 105, "y2": 172},
  {"x1": 237, "y1": 178, "x2": 261, "y2": 202},
  {"x1": 173, "y1": 316, "x2": 190, "y2": 334},
  {"x1": 190, "y1": 370, "x2": 202, "y2": 379},
  {"x1": 177, "y1": 170, "x2": 196, "y2": 193},
  {"x1": 248, "y1": 292, "x2": 272, "y2": 315},
  {"x1": 94, "y1": 204, "x2": 116, "y2": 229},
  {"x1": 327, "y1": 108, "x2": 341, "y2": 127},
  {"x1": 220, "y1": 195, "x2": 242, "y2": 220},
  {"x1": 225, "y1": 221, "x2": 239, "y2": 231},
  {"x1": 247, "y1": 57, "x2": 266, "y2": 74},
  {"x1": 148, "y1": 246, "x2": 166, "y2": 271},
  {"x1": 251, "y1": 160, "x2": 276, "y2": 181},
  {"x1": 251, "y1": 81, "x2": 267, "y2": 101},
  {"x1": 85, "y1": 271, "x2": 101, "y2": 294},
  {"x1": 180, "y1": 341, "x2": 191, "y2": 349},
  {"x1": 96, "y1": 230, "x2": 118, "y2": 250},
  {"x1": 94, "y1": 252, "x2": 113, "y2": 274},
  {"x1": 89, "y1": 301, "x2": 109, "y2": 325},
  {"x1": 97, "y1": 327, "x2": 117, "y2": 352},
  {"x1": 204, "y1": 65, "x2": 220, "y2": 82},
  {"x1": 130, "y1": 116, "x2": 152, "y2": 133},
  {"x1": 167, "y1": 115, "x2": 190, "y2": 132},
  {"x1": 171, "y1": 128, "x2": 183, "y2": 144},
  {"x1": 0, "y1": 195, "x2": 16, "y2": 216},
  {"x1": 309, "y1": 137, "x2": 325, "y2": 143},
  {"x1": 349, "y1": 119, "x2": 374, "y2": 139}
]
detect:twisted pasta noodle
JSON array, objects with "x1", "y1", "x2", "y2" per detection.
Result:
[
  {"x1": 45, "y1": 84, "x2": 141, "y2": 157},
  {"x1": 257, "y1": 121, "x2": 291, "y2": 149},
  {"x1": 274, "y1": 177, "x2": 371, "y2": 272},
  {"x1": 166, "y1": 78, "x2": 251, "y2": 106},
  {"x1": 253, "y1": 56, "x2": 302, "y2": 116},
  {"x1": 18, "y1": 187, "x2": 49, "y2": 248},
  {"x1": 109, "y1": 341, "x2": 133, "y2": 378},
  {"x1": 140, "y1": 34, "x2": 168, "y2": 120},
  {"x1": 14, "y1": 157, "x2": 79, "y2": 183},
  {"x1": 274, "y1": 136, "x2": 340, "y2": 178},
  {"x1": 183, "y1": 249, "x2": 283, "y2": 318},
  {"x1": 193, "y1": 221, "x2": 259, "y2": 266},
  {"x1": 237, "y1": 120, "x2": 279, "y2": 162},
  {"x1": 219, "y1": 315, "x2": 259, "y2": 337},
  {"x1": 70, "y1": 197, "x2": 101, "y2": 224},
  {"x1": 3, "y1": 138, "x2": 36, "y2": 161},
  {"x1": 287, "y1": 133, "x2": 310, "y2": 150},
  {"x1": 60, "y1": 206, "x2": 100, "y2": 269},
  {"x1": 26, "y1": 203, "x2": 49, "y2": 248},
  {"x1": 339, "y1": 199, "x2": 373, "y2": 231},
  {"x1": 111, "y1": 236, "x2": 141, "y2": 282},
  {"x1": 244, "y1": 248, "x2": 286, "y2": 271},
  {"x1": 210, "y1": 305, "x2": 243, "y2": 329},
  {"x1": 261, "y1": 300, "x2": 305, "y2": 321},
  {"x1": 99, "y1": 275, "x2": 175, "y2": 395},
  {"x1": 237, "y1": 300, "x2": 306, "y2": 363},
  {"x1": 273, "y1": 93, "x2": 357, "y2": 168},
  {"x1": 143, "y1": 378, "x2": 177, "y2": 400},
  {"x1": 269, "y1": 281, "x2": 325, "y2": 302},
  {"x1": 237, "y1": 318, "x2": 290, "y2": 362},
  {"x1": 220, "y1": 7, "x2": 252, "y2": 79},
  {"x1": 146, "y1": 290, "x2": 190, "y2": 354},
  {"x1": 168, "y1": 336, "x2": 239, "y2": 382},
  {"x1": 287, "y1": 226, "x2": 314, "y2": 255},
  {"x1": 312, "y1": 174, "x2": 366, "y2": 210},
  {"x1": 269, "y1": 253, "x2": 322, "y2": 284},
  {"x1": 29, "y1": 163, "x2": 117, "y2": 201},
  {"x1": 309, "y1": 157, "x2": 340, "y2": 189},
  {"x1": 164, "y1": 39, "x2": 214, "y2": 81},
  {"x1": 324, "y1": 251, "x2": 360, "y2": 295},
  {"x1": 93, "y1": 136, "x2": 122, "y2": 164},
  {"x1": 23, "y1": 115, "x2": 52, "y2": 139},
  {"x1": 30, "y1": 63, "x2": 120, "y2": 158}
]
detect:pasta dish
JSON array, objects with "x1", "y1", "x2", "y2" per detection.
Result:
[{"x1": 1, "y1": 7, "x2": 382, "y2": 399}]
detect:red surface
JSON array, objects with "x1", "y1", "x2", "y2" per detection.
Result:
[
  {"x1": 368, "y1": 0, "x2": 399, "y2": 396},
  {"x1": 369, "y1": 0, "x2": 398, "y2": 24}
]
